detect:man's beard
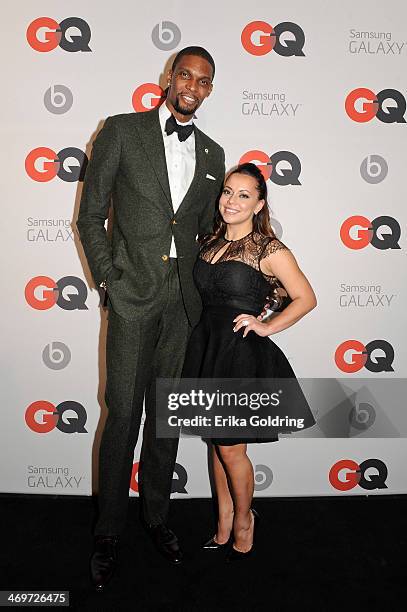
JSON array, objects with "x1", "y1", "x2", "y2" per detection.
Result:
[{"x1": 173, "y1": 94, "x2": 199, "y2": 116}]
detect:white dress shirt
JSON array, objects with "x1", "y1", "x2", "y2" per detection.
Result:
[{"x1": 158, "y1": 102, "x2": 196, "y2": 257}]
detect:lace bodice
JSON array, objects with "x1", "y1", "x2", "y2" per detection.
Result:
[{"x1": 194, "y1": 231, "x2": 291, "y2": 313}]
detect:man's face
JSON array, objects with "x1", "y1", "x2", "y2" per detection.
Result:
[{"x1": 166, "y1": 54, "x2": 213, "y2": 121}]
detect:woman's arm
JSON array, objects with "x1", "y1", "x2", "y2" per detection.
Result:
[
  {"x1": 261, "y1": 247, "x2": 317, "y2": 333},
  {"x1": 233, "y1": 246, "x2": 317, "y2": 337}
]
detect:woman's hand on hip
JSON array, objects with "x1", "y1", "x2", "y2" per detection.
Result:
[{"x1": 232, "y1": 314, "x2": 272, "y2": 338}]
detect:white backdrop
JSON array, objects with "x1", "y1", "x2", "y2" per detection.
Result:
[{"x1": 1, "y1": 1, "x2": 406, "y2": 498}]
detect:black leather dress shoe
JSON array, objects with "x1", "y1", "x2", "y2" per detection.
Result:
[
  {"x1": 90, "y1": 535, "x2": 119, "y2": 592},
  {"x1": 148, "y1": 524, "x2": 183, "y2": 564}
]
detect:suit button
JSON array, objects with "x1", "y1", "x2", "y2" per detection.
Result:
[
  {"x1": 171, "y1": 219, "x2": 177, "y2": 225},
  {"x1": 161, "y1": 254, "x2": 169, "y2": 262}
]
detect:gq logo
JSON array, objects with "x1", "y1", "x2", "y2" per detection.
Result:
[
  {"x1": 25, "y1": 400, "x2": 88, "y2": 434},
  {"x1": 345, "y1": 88, "x2": 406, "y2": 123},
  {"x1": 25, "y1": 276, "x2": 88, "y2": 311},
  {"x1": 360, "y1": 155, "x2": 388, "y2": 184},
  {"x1": 42, "y1": 342, "x2": 71, "y2": 370},
  {"x1": 44, "y1": 85, "x2": 73, "y2": 115},
  {"x1": 340, "y1": 216, "x2": 401, "y2": 250},
  {"x1": 132, "y1": 84, "x2": 165, "y2": 112},
  {"x1": 241, "y1": 21, "x2": 305, "y2": 56},
  {"x1": 130, "y1": 462, "x2": 188, "y2": 494},
  {"x1": 151, "y1": 21, "x2": 181, "y2": 51},
  {"x1": 335, "y1": 340, "x2": 394, "y2": 373},
  {"x1": 25, "y1": 147, "x2": 88, "y2": 182},
  {"x1": 329, "y1": 459, "x2": 388, "y2": 491},
  {"x1": 240, "y1": 150, "x2": 301, "y2": 185},
  {"x1": 254, "y1": 464, "x2": 273, "y2": 491},
  {"x1": 26, "y1": 17, "x2": 92, "y2": 52},
  {"x1": 26, "y1": 17, "x2": 92, "y2": 53}
]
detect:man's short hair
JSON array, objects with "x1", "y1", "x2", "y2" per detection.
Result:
[{"x1": 172, "y1": 46, "x2": 215, "y2": 81}]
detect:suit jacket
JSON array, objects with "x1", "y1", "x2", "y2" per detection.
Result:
[{"x1": 77, "y1": 106, "x2": 225, "y2": 326}]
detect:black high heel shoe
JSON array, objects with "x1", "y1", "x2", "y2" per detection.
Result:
[
  {"x1": 226, "y1": 508, "x2": 260, "y2": 563},
  {"x1": 202, "y1": 533, "x2": 232, "y2": 550}
]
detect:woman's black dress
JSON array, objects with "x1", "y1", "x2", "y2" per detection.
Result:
[{"x1": 181, "y1": 231, "x2": 316, "y2": 445}]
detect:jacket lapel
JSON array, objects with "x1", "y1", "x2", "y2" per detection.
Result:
[
  {"x1": 175, "y1": 126, "x2": 208, "y2": 217},
  {"x1": 135, "y1": 107, "x2": 173, "y2": 212},
  {"x1": 134, "y1": 108, "x2": 210, "y2": 217}
]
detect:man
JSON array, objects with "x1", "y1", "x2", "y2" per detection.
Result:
[{"x1": 77, "y1": 46, "x2": 225, "y2": 591}]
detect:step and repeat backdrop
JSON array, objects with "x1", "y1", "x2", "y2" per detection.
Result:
[{"x1": 1, "y1": 1, "x2": 406, "y2": 498}]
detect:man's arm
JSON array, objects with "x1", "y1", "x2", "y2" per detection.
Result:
[
  {"x1": 197, "y1": 147, "x2": 225, "y2": 239},
  {"x1": 76, "y1": 116, "x2": 121, "y2": 286}
]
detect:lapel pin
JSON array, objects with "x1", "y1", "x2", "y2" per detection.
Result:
[{"x1": 204, "y1": 148, "x2": 209, "y2": 154}]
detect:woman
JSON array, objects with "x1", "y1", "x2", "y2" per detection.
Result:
[{"x1": 181, "y1": 162, "x2": 317, "y2": 561}]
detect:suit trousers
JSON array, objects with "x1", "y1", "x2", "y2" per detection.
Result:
[{"x1": 95, "y1": 259, "x2": 191, "y2": 535}]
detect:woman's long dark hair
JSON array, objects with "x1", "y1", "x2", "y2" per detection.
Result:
[{"x1": 207, "y1": 162, "x2": 276, "y2": 244}]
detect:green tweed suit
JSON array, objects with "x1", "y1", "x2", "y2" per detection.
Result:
[{"x1": 77, "y1": 105, "x2": 225, "y2": 533}]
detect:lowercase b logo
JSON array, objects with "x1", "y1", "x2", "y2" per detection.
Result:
[
  {"x1": 42, "y1": 342, "x2": 71, "y2": 370},
  {"x1": 151, "y1": 21, "x2": 181, "y2": 51},
  {"x1": 44, "y1": 85, "x2": 73, "y2": 114},
  {"x1": 241, "y1": 21, "x2": 305, "y2": 56},
  {"x1": 254, "y1": 464, "x2": 273, "y2": 491},
  {"x1": 26, "y1": 17, "x2": 92, "y2": 52},
  {"x1": 360, "y1": 155, "x2": 388, "y2": 184}
]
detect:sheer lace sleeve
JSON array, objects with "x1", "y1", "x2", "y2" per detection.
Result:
[
  {"x1": 259, "y1": 237, "x2": 291, "y2": 312},
  {"x1": 260, "y1": 237, "x2": 290, "y2": 259}
]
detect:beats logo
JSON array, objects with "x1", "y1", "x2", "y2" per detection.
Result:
[
  {"x1": 44, "y1": 85, "x2": 73, "y2": 115},
  {"x1": 42, "y1": 342, "x2": 71, "y2": 370},
  {"x1": 151, "y1": 21, "x2": 181, "y2": 51},
  {"x1": 360, "y1": 155, "x2": 388, "y2": 184},
  {"x1": 254, "y1": 464, "x2": 273, "y2": 491}
]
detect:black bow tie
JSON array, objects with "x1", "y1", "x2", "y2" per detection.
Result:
[{"x1": 165, "y1": 114, "x2": 194, "y2": 142}]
